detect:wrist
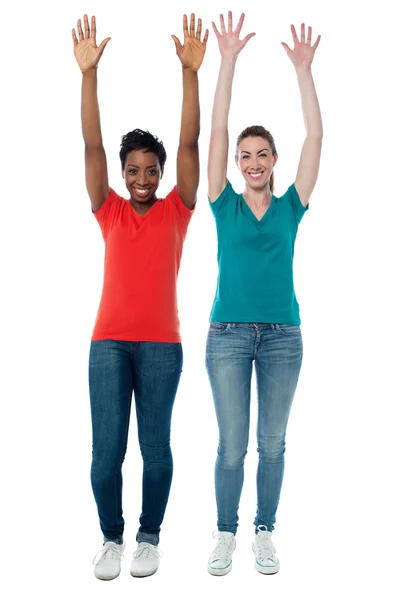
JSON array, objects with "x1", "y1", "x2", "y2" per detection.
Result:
[
  {"x1": 295, "y1": 65, "x2": 312, "y2": 77},
  {"x1": 220, "y1": 55, "x2": 238, "y2": 66},
  {"x1": 82, "y1": 66, "x2": 98, "y2": 76}
]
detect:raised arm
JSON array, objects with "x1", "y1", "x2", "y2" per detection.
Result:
[
  {"x1": 208, "y1": 13, "x2": 255, "y2": 202},
  {"x1": 72, "y1": 15, "x2": 111, "y2": 212},
  {"x1": 208, "y1": 13, "x2": 255, "y2": 203},
  {"x1": 171, "y1": 14, "x2": 208, "y2": 209},
  {"x1": 282, "y1": 24, "x2": 322, "y2": 207}
]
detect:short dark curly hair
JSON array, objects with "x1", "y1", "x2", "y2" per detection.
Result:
[{"x1": 119, "y1": 128, "x2": 167, "y2": 172}]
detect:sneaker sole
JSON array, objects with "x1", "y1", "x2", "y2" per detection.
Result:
[
  {"x1": 130, "y1": 568, "x2": 158, "y2": 578},
  {"x1": 254, "y1": 561, "x2": 280, "y2": 575},
  {"x1": 94, "y1": 570, "x2": 121, "y2": 581},
  {"x1": 207, "y1": 562, "x2": 232, "y2": 576}
]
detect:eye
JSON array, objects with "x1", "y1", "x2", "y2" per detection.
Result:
[
  {"x1": 242, "y1": 155, "x2": 250, "y2": 160},
  {"x1": 148, "y1": 169, "x2": 158, "y2": 176},
  {"x1": 259, "y1": 153, "x2": 267, "y2": 157},
  {"x1": 128, "y1": 169, "x2": 137, "y2": 175}
]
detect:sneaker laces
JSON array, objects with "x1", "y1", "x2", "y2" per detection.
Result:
[
  {"x1": 255, "y1": 529, "x2": 277, "y2": 563},
  {"x1": 93, "y1": 542, "x2": 125, "y2": 565},
  {"x1": 209, "y1": 530, "x2": 235, "y2": 562},
  {"x1": 133, "y1": 542, "x2": 163, "y2": 560}
]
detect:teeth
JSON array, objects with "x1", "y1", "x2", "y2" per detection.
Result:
[
  {"x1": 249, "y1": 173, "x2": 262, "y2": 178},
  {"x1": 136, "y1": 189, "x2": 148, "y2": 195}
]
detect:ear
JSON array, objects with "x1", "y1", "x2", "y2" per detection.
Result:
[{"x1": 273, "y1": 153, "x2": 279, "y2": 166}]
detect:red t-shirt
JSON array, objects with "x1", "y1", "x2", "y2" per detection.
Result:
[{"x1": 91, "y1": 186, "x2": 194, "y2": 342}]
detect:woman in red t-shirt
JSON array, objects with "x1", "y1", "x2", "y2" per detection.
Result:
[{"x1": 72, "y1": 13, "x2": 208, "y2": 580}]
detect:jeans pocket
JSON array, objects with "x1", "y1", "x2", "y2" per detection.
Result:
[
  {"x1": 209, "y1": 322, "x2": 230, "y2": 334},
  {"x1": 275, "y1": 324, "x2": 301, "y2": 336}
]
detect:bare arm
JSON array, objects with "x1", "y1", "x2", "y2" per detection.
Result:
[
  {"x1": 72, "y1": 15, "x2": 111, "y2": 212},
  {"x1": 172, "y1": 14, "x2": 208, "y2": 209},
  {"x1": 208, "y1": 12, "x2": 255, "y2": 202},
  {"x1": 282, "y1": 24, "x2": 322, "y2": 207}
]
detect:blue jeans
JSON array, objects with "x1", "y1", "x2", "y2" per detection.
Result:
[
  {"x1": 206, "y1": 323, "x2": 303, "y2": 534},
  {"x1": 89, "y1": 340, "x2": 183, "y2": 546}
]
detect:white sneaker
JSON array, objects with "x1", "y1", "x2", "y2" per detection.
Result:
[
  {"x1": 207, "y1": 530, "x2": 236, "y2": 576},
  {"x1": 252, "y1": 526, "x2": 280, "y2": 574},
  {"x1": 93, "y1": 541, "x2": 125, "y2": 580},
  {"x1": 130, "y1": 542, "x2": 162, "y2": 577}
]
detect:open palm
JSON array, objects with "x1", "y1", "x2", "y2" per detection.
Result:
[
  {"x1": 212, "y1": 12, "x2": 255, "y2": 59},
  {"x1": 282, "y1": 24, "x2": 320, "y2": 69},
  {"x1": 72, "y1": 15, "x2": 111, "y2": 72},
  {"x1": 172, "y1": 13, "x2": 208, "y2": 71}
]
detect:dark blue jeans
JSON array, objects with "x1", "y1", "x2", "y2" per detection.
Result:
[
  {"x1": 206, "y1": 323, "x2": 303, "y2": 534},
  {"x1": 89, "y1": 340, "x2": 183, "y2": 546}
]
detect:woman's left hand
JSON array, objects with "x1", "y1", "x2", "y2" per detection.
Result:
[
  {"x1": 282, "y1": 23, "x2": 321, "y2": 70},
  {"x1": 172, "y1": 13, "x2": 209, "y2": 71}
]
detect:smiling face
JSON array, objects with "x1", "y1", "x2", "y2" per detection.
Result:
[
  {"x1": 123, "y1": 149, "x2": 162, "y2": 204},
  {"x1": 236, "y1": 136, "x2": 278, "y2": 191}
]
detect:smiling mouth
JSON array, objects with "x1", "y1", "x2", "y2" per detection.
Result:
[
  {"x1": 134, "y1": 188, "x2": 151, "y2": 197},
  {"x1": 248, "y1": 172, "x2": 264, "y2": 179}
]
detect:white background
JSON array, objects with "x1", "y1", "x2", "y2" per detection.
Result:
[{"x1": 1, "y1": 0, "x2": 398, "y2": 598}]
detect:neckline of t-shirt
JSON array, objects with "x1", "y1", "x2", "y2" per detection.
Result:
[
  {"x1": 240, "y1": 193, "x2": 276, "y2": 223},
  {"x1": 128, "y1": 198, "x2": 162, "y2": 218}
]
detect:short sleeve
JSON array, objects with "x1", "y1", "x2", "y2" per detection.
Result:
[
  {"x1": 287, "y1": 183, "x2": 309, "y2": 225},
  {"x1": 208, "y1": 180, "x2": 236, "y2": 218},
  {"x1": 166, "y1": 186, "x2": 195, "y2": 238},
  {"x1": 92, "y1": 188, "x2": 124, "y2": 240}
]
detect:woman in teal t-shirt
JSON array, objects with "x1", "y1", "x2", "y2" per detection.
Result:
[{"x1": 206, "y1": 12, "x2": 322, "y2": 576}]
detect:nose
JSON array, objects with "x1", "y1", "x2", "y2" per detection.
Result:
[{"x1": 137, "y1": 175, "x2": 148, "y2": 186}]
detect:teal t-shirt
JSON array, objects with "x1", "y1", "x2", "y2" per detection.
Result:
[{"x1": 209, "y1": 181, "x2": 308, "y2": 325}]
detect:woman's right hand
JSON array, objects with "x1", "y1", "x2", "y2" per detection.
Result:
[
  {"x1": 212, "y1": 11, "x2": 255, "y2": 60},
  {"x1": 72, "y1": 14, "x2": 111, "y2": 72}
]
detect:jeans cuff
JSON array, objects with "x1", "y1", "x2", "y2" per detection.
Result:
[
  {"x1": 136, "y1": 531, "x2": 160, "y2": 546},
  {"x1": 104, "y1": 535, "x2": 124, "y2": 545}
]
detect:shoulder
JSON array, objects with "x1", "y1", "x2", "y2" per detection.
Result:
[
  {"x1": 163, "y1": 186, "x2": 195, "y2": 221},
  {"x1": 209, "y1": 180, "x2": 240, "y2": 216},
  {"x1": 276, "y1": 183, "x2": 309, "y2": 223}
]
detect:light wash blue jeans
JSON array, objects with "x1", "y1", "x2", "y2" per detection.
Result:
[{"x1": 206, "y1": 322, "x2": 303, "y2": 534}]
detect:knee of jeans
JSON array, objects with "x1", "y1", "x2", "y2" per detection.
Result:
[
  {"x1": 257, "y1": 433, "x2": 286, "y2": 462},
  {"x1": 217, "y1": 444, "x2": 247, "y2": 470},
  {"x1": 139, "y1": 440, "x2": 172, "y2": 463}
]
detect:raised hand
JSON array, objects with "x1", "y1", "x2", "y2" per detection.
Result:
[
  {"x1": 281, "y1": 24, "x2": 321, "y2": 70},
  {"x1": 72, "y1": 15, "x2": 111, "y2": 72},
  {"x1": 212, "y1": 11, "x2": 255, "y2": 60},
  {"x1": 172, "y1": 14, "x2": 209, "y2": 71}
]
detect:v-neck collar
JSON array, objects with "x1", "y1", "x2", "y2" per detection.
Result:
[
  {"x1": 240, "y1": 193, "x2": 276, "y2": 224},
  {"x1": 128, "y1": 198, "x2": 161, "y2": 218}
]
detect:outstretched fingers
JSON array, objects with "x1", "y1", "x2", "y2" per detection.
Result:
[
  {"x1": 196, "y1": 17, "x2": 202, "y2": 40},
  {"x1": 290, "y1": 24, "x2": 299, "y2": 45},
  {"x1": 189, "y1": 13, "x2": 195, "y2": 37},
  {"x1": 91, "y1": 16, "x2": 97, "y2": 42},
  {"x1": 84, "y1": 14, "x2": 90, "y2": 39},
  {"x1": 212, "y1": 21, "x2": 221, "y2": 39},
  {"x1": 183, "y1": 14, "x2": 189, "y2": 39},
  {"x1": 312, "y1": 34, "x2": 321, "y2": 51},
  {"x1": 307, "y1": 25, "x2": 312, "y2": 45},
  {"x1": 241, "y1": 32, "x2": 256, "y2": 48},
  {"x1": 234, "y1": 12, "x2": 245, "y2": 36},
  {"x1": 220, "y1": 13, "x2": 226, "y2": 34},
  {"x1": 228, "y1": 11, "x2": 233, "y2": 33},
  {"x1": 281, "y1": 41, "x2": 292, "y2": 54},
  {"x1": 202, "y1": 28, "x2": 209, "y2": 45},
  {"x1": 77, "y1": 18, "x2": 84, "y2": 42},
  {"x1": 98, "y1": 37, "x2": 111, "y2": 55},
  {"x1": 300, "y1": 22, "x2": 305, "y2": 44}
]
